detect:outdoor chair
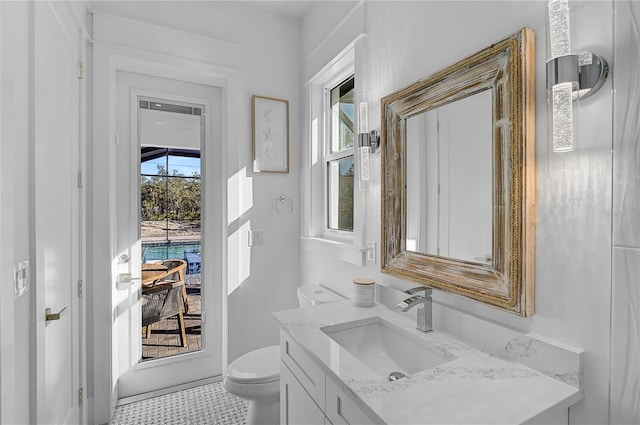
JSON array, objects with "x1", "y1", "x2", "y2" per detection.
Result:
[
  {"x1": 159, "y1": 259, "x2": 189, "y2": 314},
  {"x1": 141, "y1": 280, "x2": 187, "y2": 347}
]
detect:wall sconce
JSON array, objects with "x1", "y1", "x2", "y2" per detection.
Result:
[
  {"x1": 546, "y1": 0, "x2": 608, "y2": 153},
  {"x1": 356, "y1": 101, "x2": 380, "y2": 191}
]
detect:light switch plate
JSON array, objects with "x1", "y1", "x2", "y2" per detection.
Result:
[{"x1": 14, "y1": 260, "x2": 29, "y2": 299}]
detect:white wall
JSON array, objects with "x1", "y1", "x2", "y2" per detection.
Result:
[
  {"x1": 89, "y1": 1, "x2": 301, "y2": 421},
  {"x1": 610, "y1": 2, "x2": 640, "y2": 424},
  {"x1": 300, "y1": 2, "x2": 614, "y2": 424}
]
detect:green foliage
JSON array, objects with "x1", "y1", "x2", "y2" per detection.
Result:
[
  {"x1": 141, "y1": 165, "x2": 201, "y2": 222},
  {"x1": 338, "y1": 163, "x2": 354, "y2": 231}
]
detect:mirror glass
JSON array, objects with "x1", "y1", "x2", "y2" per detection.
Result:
[
  {"x1": 381, "y1": 28, "x2": 536, "y2": 316},
  {"x1": 405, "y1": 89, "x2": 493, "y2": 263}
]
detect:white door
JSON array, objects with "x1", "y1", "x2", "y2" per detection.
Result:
[
  {"x1": 33, "y1": 2, "x2": 83, "y2": 424},
  {"x1": 113, "y1": 71, "x2": 223, "y2": 397}
]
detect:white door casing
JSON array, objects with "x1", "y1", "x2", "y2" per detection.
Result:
[{"x1": 34, "y1": 1, "x2": 83, "y2": 424}]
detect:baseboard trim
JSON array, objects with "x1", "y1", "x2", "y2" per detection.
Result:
[{"x1": 115, "y1": 375, "x2": 223, "y2": 407}]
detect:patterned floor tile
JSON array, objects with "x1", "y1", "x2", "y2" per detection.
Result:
[{"x1": 110, "y1": 381, "x2": 248, "y2": 425}]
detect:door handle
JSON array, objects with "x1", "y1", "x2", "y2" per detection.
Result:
[
  {"x1": 117, "y1": 273, "x2": 141, "y2": 283},
  {"x1": 45, "y1": 306, "x2": 67, "y2": 323}
]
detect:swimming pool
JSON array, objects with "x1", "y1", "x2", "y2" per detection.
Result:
[{"x1": 142, "y1": 241, "x2": 201, "y2": 274}]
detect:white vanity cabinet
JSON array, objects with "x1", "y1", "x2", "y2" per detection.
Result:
[
  {"x1": 280, "y1": 331, "x2": 374, "y2": 425},
  {"x1": 280, "y1": 361, "x2": 325, "y2": 424}
]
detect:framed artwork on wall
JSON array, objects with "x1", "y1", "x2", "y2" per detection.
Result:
[{"x1": 252, "y1": 95, "x2": 289, "y2": 173}]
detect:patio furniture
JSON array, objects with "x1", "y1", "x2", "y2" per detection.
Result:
[
  {"x1": 141, "y1": 259, "x2": 189, "y2": 314},
  {"x1": 185, "y1": 250, "x2": 201, "y2": 275},
  {"x1": 160, "y1": 259, "x2": 189, "y2": 314},
  {"x1": 141, "y1": 280, "x2": 187, "y2": 347},
  {"x1": 141, "y1": 262, "x2": 168, "y2": 285}
]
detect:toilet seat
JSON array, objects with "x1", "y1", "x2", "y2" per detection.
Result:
[{"x1": 225, "y1": 345, "x2": 280, "y2": 384}]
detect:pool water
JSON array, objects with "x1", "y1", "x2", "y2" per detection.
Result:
[{"x1": 142, "y1": 241, "x2": 201, "y2": 274}]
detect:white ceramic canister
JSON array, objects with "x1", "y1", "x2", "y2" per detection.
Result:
[{"x1": 352, "y1": 278, "x2": 375, "y2": 307}]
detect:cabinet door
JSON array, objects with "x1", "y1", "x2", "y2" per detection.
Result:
[
  {"x1": 281, "y1": 361, "x2": 325, "y2": 425},
  {"x1": 281, "y1": 331, "x2": 326, "y2": 407},
  {"x1": 325, "y1": 378, "x2": 376, "y2": 425}
]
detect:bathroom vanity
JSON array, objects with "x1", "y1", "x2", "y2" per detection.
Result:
[{"x1": 274, "y1": 301, "x2": 583, "y2": 425}]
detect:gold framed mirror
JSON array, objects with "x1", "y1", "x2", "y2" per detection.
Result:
[{"x1": 381, "y1": 28, "x2": 535, "y2": 316}]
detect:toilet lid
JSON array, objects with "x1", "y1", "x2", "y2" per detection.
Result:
[
  {"x1": 226, "y1": 345, "x2": 280, "y2": 384},
  {"x1": 298, "y1": 284, "x2": 344, "y2": 304}
]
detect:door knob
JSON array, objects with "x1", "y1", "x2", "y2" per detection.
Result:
[
  {"x1": 119, "y1": 254, "x2": 130, "y2": 264},
  {"x1": 45, "y1": 306, "x2": 67, "y2": 322}
]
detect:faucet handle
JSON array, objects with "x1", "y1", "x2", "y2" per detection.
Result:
[{"x1": 403, "y1": 286, "x2": 432, "y2": 297}]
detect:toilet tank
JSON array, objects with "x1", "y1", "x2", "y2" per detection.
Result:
[{"x1": 297, "y1": 284, "x2": 344, "y2": 308}]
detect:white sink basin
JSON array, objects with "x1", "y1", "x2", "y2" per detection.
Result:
[{"x1": 321, "y1": 317, "x2": 456, "y2": 380}]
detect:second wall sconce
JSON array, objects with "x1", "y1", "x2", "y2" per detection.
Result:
[
  {"x1": 546, "y1": 0, "x2": 609, "y2": 153},
  {"x1": 356, "y1": 101, "x2": 380, "y2": 191}
]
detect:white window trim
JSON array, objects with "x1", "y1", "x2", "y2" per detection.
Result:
[
  {"x1": 303, "y1": 45, "x2": 366, "y2": 266},
  {"x1": 323, "y1": 73, "x2": 355, "y2": 240}
]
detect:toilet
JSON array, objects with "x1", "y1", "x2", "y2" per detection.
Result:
[{"x1": 223, "y1": 284, "x2": 344, "y2": 425}]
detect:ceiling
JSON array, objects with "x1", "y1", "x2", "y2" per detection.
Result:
[
  {"x1": 90, "y1": 1, "x2": 318, "y2": 22},
  {"x1": 244, "y1": 1, "x2": 316, "y2": 21}
]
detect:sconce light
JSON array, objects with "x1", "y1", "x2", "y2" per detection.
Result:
[
  {"x1": 356, "y1": 101, "x2": 380, "y2": 191},
  {"x1": 546, "y1": 0, "x2": 608, "y2": 153}
]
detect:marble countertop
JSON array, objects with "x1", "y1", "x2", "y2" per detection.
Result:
[{"x1": 273, "y1": 301, "x2": 583, "y2": 425}]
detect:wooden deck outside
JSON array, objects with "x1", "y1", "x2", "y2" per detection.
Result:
[{"x1": 142, "y1": 278, "x2": 202, "y2": 361}]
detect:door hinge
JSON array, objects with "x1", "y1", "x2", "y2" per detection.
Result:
[
  {"x1": 78, "y1": 388, "x2": 83, "y2": 406},
  {"x1": 77, "y1": 280, "x2": 83, "y2": 298},
  {"x1": 77, "y1": 170, "x2": 83, "y2": 188},
  {"x1": 78, "y1": 62, "x2": 84, "y2": 79},
  {"x1": 201, "y1": 311, "x2": 206, "y2": 325}
]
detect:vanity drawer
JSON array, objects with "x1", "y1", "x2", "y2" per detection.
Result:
[
  {"x1": 325, "y1": 377, "x2": 374, "y2": 425},
  {"x1": 280, "y1": 331, "x2": 325, "y2": 408}
]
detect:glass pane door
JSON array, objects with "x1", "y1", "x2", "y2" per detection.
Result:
[{"x1": 139, "y1": 99, "x2": 204, "y2": 361}]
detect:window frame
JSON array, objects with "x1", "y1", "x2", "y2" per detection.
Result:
[
  {"x1": 302, "y1": 45, "x2": 366, "y2": 266},
  {"x1": 323, "y1": 74, "x2": 356, "y2": 237}
]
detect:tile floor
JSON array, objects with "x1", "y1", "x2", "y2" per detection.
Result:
[{"x1": 110, "y1": 381, "x2": 248, "y2": 425}]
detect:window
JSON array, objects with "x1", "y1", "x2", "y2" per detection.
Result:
[
  {"x1": 326, "y1": 76, "x2": 355, "y2": 232},
  {"x1": 140, "y1": 148, "x2": 201, "y2": 245},
  {"x1": 302, "y1": 46, "x2": 365, "y2": 265}
]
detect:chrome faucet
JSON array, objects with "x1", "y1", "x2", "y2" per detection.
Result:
[{"x1": 395, "y1": 286, "x2": 433, "y2": 332}]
